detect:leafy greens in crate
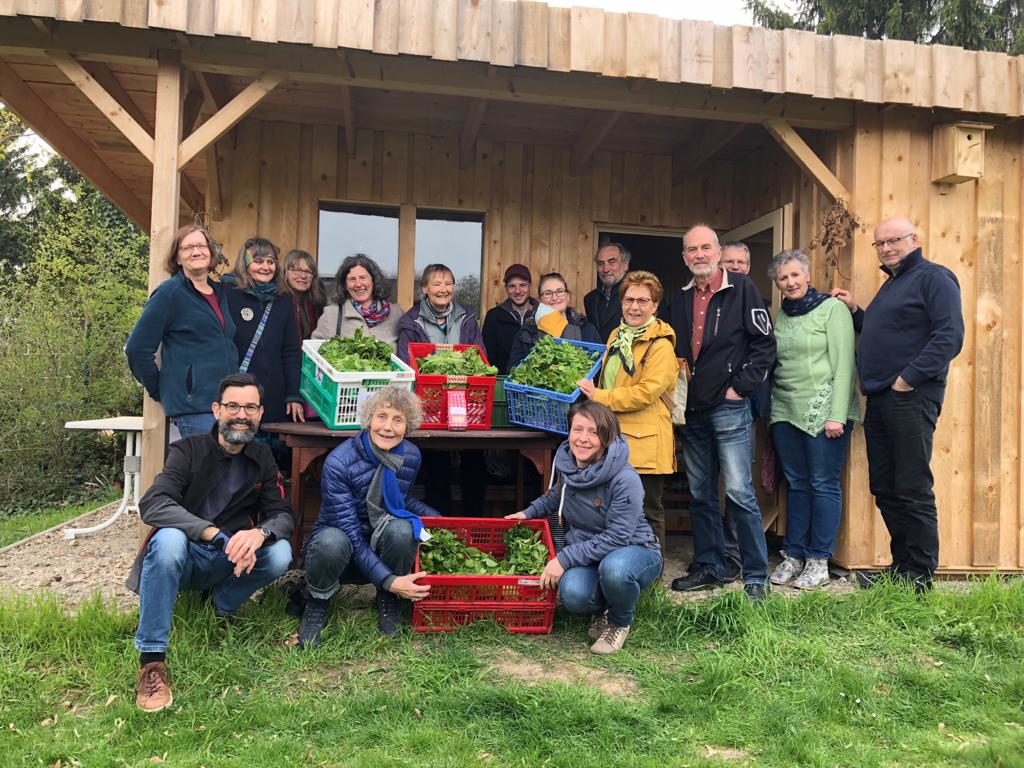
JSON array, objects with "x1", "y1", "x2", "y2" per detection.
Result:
[
  {"x1": 416, "y1": 347, "x2": 498, "y2": 376},
  {"x1": 419, "y1": 525, "x2": 549, "y2": 575},
  {"x1": 318, "y1": 328, "x2": 393, "y2": 372},
  {"x1": 508, "y1": 335, "x2": 602, "y2": 394}
]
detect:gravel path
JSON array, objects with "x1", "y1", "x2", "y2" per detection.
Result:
[{"x1": 0, "y1": 502, "x2": 865, "y2": 613}]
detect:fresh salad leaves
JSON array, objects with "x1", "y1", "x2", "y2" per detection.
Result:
[
  {"x1": 419, "y1": 525, "x2": 549, "y2": 575},
  {"x1": 416, "y1": 346, "x2": 498, "y2": 376},
  {"x1": 508, "y1": 335, "x2": 600, "y2": 394},
  {"x1": 318, "y1": 328, "x2": 393, "y2": 372}
]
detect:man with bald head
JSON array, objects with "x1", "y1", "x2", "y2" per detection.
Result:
[
  {"x1": 833, "y1": 216, "x2": 963, "y2": 591},
  {"x1": 666, "y1": 224, "x2": 776, "y2": 601}
]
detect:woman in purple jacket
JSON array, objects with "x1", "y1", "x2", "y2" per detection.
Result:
[{"x1": 507, "y1": 400, "x2": 662, "y2": 656}]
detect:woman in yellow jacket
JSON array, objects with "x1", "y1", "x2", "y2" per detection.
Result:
[{"x1": 577, "y1": 270, "x2": 678, "y2": 551}]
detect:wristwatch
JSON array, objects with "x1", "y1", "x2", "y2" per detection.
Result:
[{"x1": 257, "y1": 526, "x2": 274, "y2": 542}]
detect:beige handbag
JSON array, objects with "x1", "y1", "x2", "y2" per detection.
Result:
[{"x1": 637, "y1": 341, "x2": 688, "y2": 426}]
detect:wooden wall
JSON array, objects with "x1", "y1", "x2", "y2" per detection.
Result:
[
  {"x1": 834, "y1": 113, "x2": 1024, "y2": 572},
  {"x1": 211, "y1": 117, "x2": 799, "y2": 310}
]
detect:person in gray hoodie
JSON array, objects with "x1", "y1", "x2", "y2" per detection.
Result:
[{"x1": 507, "y1": 400, "x2": 662, "y2": 655}]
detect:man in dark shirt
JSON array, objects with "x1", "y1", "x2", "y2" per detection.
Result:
[
  {"x1": 666, "y1": 225, "x2": 776, "y2": 601},
  {"x1": 832, "y1": 217, "x2": 963, "y2": 591},
  {"x1": 126, "y1": 373, "x2": 294, "y2": 713},
  {"x1": 482, "y1": 263, "x2": 538, "y2": 374},
  {"x1": 584, "y1": 242, "x2": 631, "y2": 343}
]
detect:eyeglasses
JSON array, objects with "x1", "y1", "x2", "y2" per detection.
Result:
[
  {"x1": 219, "y1": 402, "x2": 262, "y2": 415},
  {"x1": 871, "y1": 233, "x2": 914, "y2": 250},
  {"x1": 622, "y1": 297, "x2": 653, "y2": 307},
  {"x1": 179, "y1": 243, "x2": 210, "y2": 254},
  {"x1": 288, "y1": 266, "x2": 315, "y2": 277},
  {"x1": 539, "y1": 288, "x2": 568, "y2": 300}
]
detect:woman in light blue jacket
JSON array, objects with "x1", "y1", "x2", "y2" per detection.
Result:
[{"x1": 507, "y1": 400, "x2": 662, "y2": 656}]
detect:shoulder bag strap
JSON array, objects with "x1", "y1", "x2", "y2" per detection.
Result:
[
  {"x1": 636, "y1": 337, "x2": 679, "y2": 414},
  {"x1": 239, "y1": 299, "x2": 274, "y2": 373}
]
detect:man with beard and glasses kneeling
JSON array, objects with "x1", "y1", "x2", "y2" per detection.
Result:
[{"x1": 126, "y1": 373, "x2": 294, "y2": 713}]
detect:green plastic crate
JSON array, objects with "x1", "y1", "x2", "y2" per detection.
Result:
[
  {"x1": 492, "y1": 375, "x2": 509, "y2": 427},
  {"x1": 300, "y1": 339, "x2": 415, "y2": 430}
]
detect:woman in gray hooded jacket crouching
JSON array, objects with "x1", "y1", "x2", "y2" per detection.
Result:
[{"x1": 506, "y1": 400, "x2": 662, "y2": 655}]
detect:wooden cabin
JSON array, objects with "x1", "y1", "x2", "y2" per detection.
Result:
[{"x1": 1, "y1": 0, "x2": 1021, "y2": 573}]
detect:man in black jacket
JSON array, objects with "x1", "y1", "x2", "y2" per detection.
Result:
[
  {"x1": 832, "y1": 217, "x2": 964, "y2": 591},
  {"x1": 666, "y1": 225, "x2": 776, "y2": 601},
  {"x1": 584, "y1": 242, "x2": 631, "y2": 343},
  {"x1": 482, "y1": 264, "x2": 538, "y2": 374},
  {"x1": 126, "y1": 373, "x2": 294, "y2": 713}
]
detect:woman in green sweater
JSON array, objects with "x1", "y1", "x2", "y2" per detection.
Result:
[{"x1": 768, "y1": 250, "x2": 859, "y2": 590}]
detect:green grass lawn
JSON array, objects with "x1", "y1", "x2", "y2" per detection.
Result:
[
  {"x1": 0, "y1": 491, "x2": 120, "y2": 549},
  {"x1": 1, "y1": 580, "x2": 1023, "y2": 767}
]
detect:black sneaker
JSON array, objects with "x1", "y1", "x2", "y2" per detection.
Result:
[
  {"x1": 298, "y1": 597, "x2": 330, "y2": 649},
  {"x1": 376, "y1": 589, "x2": 401, "y2": 636},
  {"x1": 743, "y1": 582, "x2": 769, "y2": 602},
  {"x1": 722, "y1": 563, "x2": 742, "y2": 584},
  {"x1": 670, "y1": 566, "x2": 725, "y2": 592}
]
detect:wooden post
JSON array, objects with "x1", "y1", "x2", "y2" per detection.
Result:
[{"x1": 140, "y1": 49, "x2": 185, "y2": 501}]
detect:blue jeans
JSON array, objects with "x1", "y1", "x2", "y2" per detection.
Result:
[
  {"x1": 171, "y1": 412, "x2": 216, "y2": 440},
  {"x1": 558, "y1": 545, "x2": 663, "y2": 627},
  {"x1": 770, "y1": 421, "x2": 852, "y2": 560},
  {"x1": 135, "y1": 528, "x2": 292, "y2": 652},
  {"x1": 682, "y1": 400, "x2": 769, "y2": 583},
  {"x1": 303, "y1": 521, "x2": 417, "y2": 600}
]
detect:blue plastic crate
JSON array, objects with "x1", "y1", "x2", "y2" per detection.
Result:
[{"x1": 504, "y1": 338, "x2": 605, "y2": 434}]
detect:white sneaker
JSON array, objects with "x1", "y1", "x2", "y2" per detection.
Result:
[
  {"x1": 792, "y1": 558, "x2": 830, "y2": 590},
  {"x1": 769, "y1": 554, "x2": 805, "y2": 585},
  {"x1": 590, "y1": 624, "x2": 630, "y2": 655}
]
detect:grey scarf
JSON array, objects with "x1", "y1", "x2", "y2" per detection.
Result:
[{"x1": 365, "y1": 434, "x2": 408, "y2": 551}]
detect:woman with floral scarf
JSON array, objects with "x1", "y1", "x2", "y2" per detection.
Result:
[{"x1": 312, "y1": 254, "x2": 404, "y2": 348}]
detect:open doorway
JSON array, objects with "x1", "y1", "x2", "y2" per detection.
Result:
[{"x1": 595, "y1": 227, "x2": 684, "y2": 309}]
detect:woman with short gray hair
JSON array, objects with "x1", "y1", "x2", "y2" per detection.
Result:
[
  {"x1": 767, "y1": 250, "x2": 859, "y2": 590},
  {"x1": 298, "y1": 385, "x2": 437, "y2": 646}
]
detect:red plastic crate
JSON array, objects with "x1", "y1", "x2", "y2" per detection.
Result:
[
  {"x1": 407, "y1": 343, "x2": 496, "y2": 430},
  {"x1": 412, "y1": 517, "x2": 557, "y2": 634}
]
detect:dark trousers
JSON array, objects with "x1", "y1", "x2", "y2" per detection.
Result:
[
  {"x1": 303, "y1": 521, "x2": 417, "y2": 600},
  {"x1": 422, "y1": 449, "x2": 487, "y2": 516},
  {"x1": 864, "y1": 389, "x2": 940, "y2": 580},
  {"x1": 639, "y1": 474, "x2": 666, "y2": 553}
]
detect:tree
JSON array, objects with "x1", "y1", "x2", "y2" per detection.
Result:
[{"x1": 746, "y1": 0, "x2": 1024, "y2": 54}]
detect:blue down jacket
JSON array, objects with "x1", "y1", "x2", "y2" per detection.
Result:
[
  {"x1": 312, "y1": 431, "x2": 438, "y2": 587},
  {"x1": 523, "y1": 436, "x2": 659, "y2": 569}
]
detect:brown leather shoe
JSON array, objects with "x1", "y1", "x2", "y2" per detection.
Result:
[{"x1": 136, "y1": 661, "x2": 173, "y2": 713}]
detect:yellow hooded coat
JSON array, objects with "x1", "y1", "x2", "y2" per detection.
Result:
[{"x1": 590, "y1": 319, "x2": 678, "y2": 475}]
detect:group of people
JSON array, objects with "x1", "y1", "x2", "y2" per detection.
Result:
[{"x1": 125, "y1": 214, "x2": 964, "y2": 714}]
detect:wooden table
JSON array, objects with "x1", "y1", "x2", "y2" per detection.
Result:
[{"x1": 262, "y1": 422, "x2": 562, "y2": 556}]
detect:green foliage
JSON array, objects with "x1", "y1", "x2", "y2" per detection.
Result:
[
  {"x1": 319, "y1": 328, "x2": 394, "y2": 372},
  {"x1": 509, "y1": 335, "x2": 600, "y2": 394},
  {"x1": 416, "y1": 346, "x2": 498, "y2": 376},
  {"x1": 419, "y1": 525, "x2": 548, "y2": 575},
  {"x1": 0, "y1": 108, "x2": 147, "y2": 514},
  {"x1": 747, "y1": 0, "x2": 1024, "y2": 54},
  {"x1": 3, "y1": 580, "x2": 1024, "y2": 766}
]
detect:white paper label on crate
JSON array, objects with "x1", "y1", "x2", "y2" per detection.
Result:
[
  {"x1": 517, "y1": 579, "x2": 540, "y2": 586},
  {"x1": 356, "y1": 387, "x2": 374, "y2": 412},
  {"x1": 315, "y1": 367, "x2": 324, "y2": 385}
]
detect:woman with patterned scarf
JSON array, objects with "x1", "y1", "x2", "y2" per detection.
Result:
[
  {"x1": 223, "y1": 236, "x2": 303, "y2": 427},
  {"x1": 767, "y1": 249, "x2": 858, "y2": 590},
  {"x1": 577, "y1": 271, "x2": 678, "y2": 553},
  {"x1": 313, "y1": 253, "x2": 405, "y2": 348}
]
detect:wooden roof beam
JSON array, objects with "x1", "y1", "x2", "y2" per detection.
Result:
[
  {"x1": 762, "y1": 118, "x2": 851, "y2": 203},
  {"x1": 192, "y1": 70, "x2": 236, "y2": 149},
  {"x1": 48, "y1": 51, "x2": 155, "y2": 162},
  {"x1": 671, "y1": 122, "x2": 746, "y2": 184},
  {"x1": 459, "y1": 98, "x2": 487, "y2": 169},
  {"x1": 0, "y1": 56, "x2": 149, "y2": 229},
  {"x1": 82, "y1": 60, "x2": 205, "y2": 215},
  {"x1": 178, "y1": 72, "x2": 283, "y2": 170},
  {"x1": 570, "y1": 110, "x2": 621, "y2": 176}
]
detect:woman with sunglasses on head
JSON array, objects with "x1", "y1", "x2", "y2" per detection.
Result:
[
  {"x1": 222, "y1": 237, "x2": 304, "y2": 427},
  {"x1": 126, "y1": 224, "x2": 239, "y2": 439},
  {"x1": 507, "y1": 272, "x2": 602, "y2": 371},
  {"x1": 577, "y1": 271, "x2": 678, "y2": 553},
  {"x1": 313, "y1": 254, "x2": 404, "y2": 348}
]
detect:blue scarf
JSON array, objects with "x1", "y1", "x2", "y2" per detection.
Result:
[
  {"x1": 781, "y1": 286, "x2": 829, "y2": 317},
  {"x1": 360, "y1": 430, "x2": 426, "y2": 542}
]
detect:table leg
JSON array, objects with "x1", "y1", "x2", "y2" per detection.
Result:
[
  {"x1": 65, "y1": 431, "x2": 142, "y2": 539},
  {"x1": 289, "y1": 445, "x2": 306, "y2": 565},
  {"x1": 519, "y1": 447, "x2": 553, "y2": 493}
]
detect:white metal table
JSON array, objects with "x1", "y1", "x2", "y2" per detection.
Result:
[{"x1": 63, "y1": 416, "x2": 143, "y2": 540}]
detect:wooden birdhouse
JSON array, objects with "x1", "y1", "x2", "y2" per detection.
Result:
[{"x1": 931, "y1": 122, "x2": 993, "y2": 184}]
